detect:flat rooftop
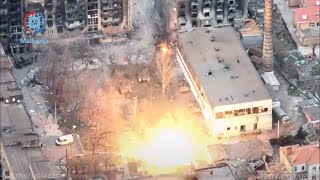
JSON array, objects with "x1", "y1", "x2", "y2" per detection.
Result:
[
  {"x1": 177, "y1": 27, "x2": 271, "y2": 106},
  {"x1": 0, "y1": 103, "x2": 59, "y2": 179},
  {"x1": 122, "y1": 164, "x2": 235, "y2": 180},
  {"x1": 1, "y1": 103, "x2": 59, "y2": 179}
]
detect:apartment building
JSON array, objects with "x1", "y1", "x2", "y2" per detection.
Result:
[
  {"x1": 0, "y1": 0, "x2": 27, "y2": 53},
  {"x1": 292, "y1": 0, "x2": 320, "y2": 46},
  {"x1": 175, "y1": 27, "x2": 272, "y2": 138},
  {"x1": 0, "y1": 0, "x2": 132, "y2": 52},
  {"x1": 155, "y1": 0, "x2": 249, "y2": 32},
  {"x1": 280, "y1": 144, "x2": 320, "y2": 180}
]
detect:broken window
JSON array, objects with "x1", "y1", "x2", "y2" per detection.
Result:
[
  {"x1": 192, "y1": 12, "x2": 198, "y2": 18},
  {"x1": 192, "y1": 20, "x2": 197, "y2": 27},
  {"x1": 204, "y1": 12, "x2": 210, "y2": 17},
  {"x1": 216, "y1": 112, "x2": 224, "y2": 119},
  {"x1": 229, "y1": 0, "x2": 234, "y2": 5},
  {"x1": 217, "y1": 20, "x2": 222, "y2": 24},
  {"x1": 240, "y1": 125, "x2": 245, "y2": 131},
  {"x1": 227, "y1": 127, "x2": 231, "y2": 131}
]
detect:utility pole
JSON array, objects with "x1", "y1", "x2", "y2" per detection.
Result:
[
  {"x1": 66, "y1": 147, "x2": 68, "y2": 178},
  {"x1": 54, "y1": 102, "x2": 57, "y2": 125}
]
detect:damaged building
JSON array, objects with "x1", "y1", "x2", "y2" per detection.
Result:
[
  {"x1": 0, "y1": 0, "x2": 133, "y2": 52},
  {"x1": 175, "y1": 27, "x2": 272, "y2": 138},
  {"x1": 0, "y1": 0, "x2": 27, "y2": 53},
  {"x1": 155, "y1": 0, "x2": 249, "y2": 32},
  {"x1": 0, "y1": 43, "x2": 60, "y2": 179}
]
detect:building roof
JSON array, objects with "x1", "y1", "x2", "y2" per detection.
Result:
[
  {"x1": 0, "y1": 70, "x2": 22, "y2": 100},
  {"x1": 176, "y1": 27, "x2": 271, "y2": 107},
  {"x1": 303, "y1": 106, "x2": 320, "y2": 122},
  {"x1": 298, "y1": 99, "x2": 319, "y2": 109},
  {"x1": 122, "y1": 164, "x2": 235, "y2": 180},
  {"x1": 293, "y1": 6, "x2": 320, "y2": 23},
  {"x1": 0, "y1": 103, "x2": 59, "y2": 179},
  {"x1": 280, "y1": 144, "x2": 320, "y2": 166}
]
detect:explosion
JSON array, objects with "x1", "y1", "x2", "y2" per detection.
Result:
[{"x1": 117, "y1": 111, "x2": 211, "y2": 175}]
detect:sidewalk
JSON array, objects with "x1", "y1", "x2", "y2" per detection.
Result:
[{"x1": 274, "y1": 0, "x2": 319, "y2": 57}]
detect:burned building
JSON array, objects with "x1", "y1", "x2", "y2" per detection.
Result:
[
  {"x1": 44, "y1": 0, "x2": 66, "y2": 36},
  {"x1": 0, "y1": 0, "x2": 25, "y2": 53},
  {"x1": 64, "y1": 0, "x2": 86, "y2": 31},
  {"x1": 156, "y1": 0, "x2": 249, "y2": 32},
  {"x1": 1, "y1": 0, "x2": 133, "y2": 51}
]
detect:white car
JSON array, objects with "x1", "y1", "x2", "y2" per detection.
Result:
[{"x1": 56, "y1": 134, "x2": 74, "y2": 146}]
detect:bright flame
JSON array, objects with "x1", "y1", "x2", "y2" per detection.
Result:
[
  {"x1": 160, "y1": 42, "x2": 169, "y2": 53},
  {"x1": 118, "y1": 111, "x2": 211, "y2": 175}
]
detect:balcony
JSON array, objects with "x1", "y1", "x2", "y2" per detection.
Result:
[
  {"x1": 0, "y1": 8, "x2": 8, "y2": 16},
  {"x1": 64, "y1": 20, "x2": 85, "y2": 30}
]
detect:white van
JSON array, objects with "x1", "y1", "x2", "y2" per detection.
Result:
[{"x1": 56, "y1": 134, "x2": 74, "y2": 146}]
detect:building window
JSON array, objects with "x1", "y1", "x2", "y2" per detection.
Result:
[
  {"x1": 294, "y1": 166, "x2": 297, "y2": 171},
  {"x1": 302, "y1": 166, "x2": 305, "y2": 170},
  {"x1": 309, "y1": 23, "x2": 315, "y2": 27},
  {"x1": 227, "y1": 127, "x2": 231, "y2": 131},
  {"x1": 253, "y1": 123, "x2": 257, "y2": 130},
  {"x1": 263, "y1": 108, "x2": 268, "y2": 112},
  {"x1": 246, "y1": 108, "x2": 252, "y2": 114},
  {"x1": 317, "y1": 22, "x2": 320, "y2": 26},
  {"x1": 240, "y1": 125, "x2": 245, "y2": 131},
  {"x1": 48, "y1": 30, "x2": 53, "y2": 34},
  {"x1": 225, "y1": 111, "x2": 233, "y2": 115},
  {"x1": 253, "y1": 107, "x2": 259, "y2": 113},
  {"x1": 216, "y1": 112, "x2": 224, "y2": 119}
]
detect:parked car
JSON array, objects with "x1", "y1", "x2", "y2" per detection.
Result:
[{"x1": 56, "y1": 134, "x2": 74, "y2": 146}]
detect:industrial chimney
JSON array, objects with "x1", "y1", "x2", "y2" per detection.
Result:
[{"x1": 262, "y1": 0, "x2": 274, "y2": 72}]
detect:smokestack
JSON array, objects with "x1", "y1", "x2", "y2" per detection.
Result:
[{"x1": 262, "y1": 0, "x2": 274, "y2": 72}]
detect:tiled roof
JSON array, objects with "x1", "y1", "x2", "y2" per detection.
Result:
[
  {"x1": 294, "y1": 6, "x2": 320, "y2": 23},
  {"x1": 282, "y1": 144, "x2": 320, "y2": 166}
]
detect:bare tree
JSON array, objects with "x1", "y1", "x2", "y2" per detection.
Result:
[
  {"x1": 87, "y1": 131, "x2": 112, "y2": 173},
  {"x1": 71, "y1": 40, "x2": 89, "y2": 64},
  {"x1": 156, "y1": 42, "x2": 174, "y2": 94}
]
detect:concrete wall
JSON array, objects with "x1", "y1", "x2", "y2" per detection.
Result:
[
  {"x1": 308, "y1": 164, "x2": 320, "y2": 180},
  {"x1": 279, "y1": 147, "x2": 293, "y2": 173}
]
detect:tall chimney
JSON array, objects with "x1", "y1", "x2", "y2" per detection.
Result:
[{"x1": 262, "y1": 0, "x2": 274, "y2": 72}]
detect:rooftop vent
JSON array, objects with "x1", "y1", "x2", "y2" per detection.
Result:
[{"x1": 302, "y1": 14, "x2": 308, "y2": 20}]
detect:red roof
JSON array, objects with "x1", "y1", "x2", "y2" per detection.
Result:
[
  {"x1": 281, "y1": 144, "x2": 320, "y2": 166},
  {"x1": 294, "y1": 6, "x2": 320, "y2": 23}
]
